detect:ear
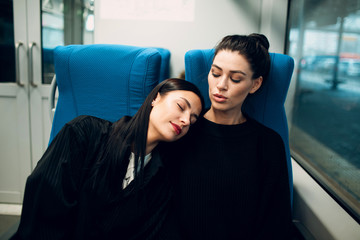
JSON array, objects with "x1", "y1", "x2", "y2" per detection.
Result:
[
  {"x1": 152, "y1": 92, "x2": 162, "y2": 106},
  {"x1": 249, "y1": 76, "x2": 263, "y2": 94}
]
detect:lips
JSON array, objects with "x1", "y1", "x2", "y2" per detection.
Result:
[
  {"x1": 171, "y1": 122, "x2": 182, "y2": 135},
  {"x1": 213, "y1": 93, "x2": 227, "y2": 103}
]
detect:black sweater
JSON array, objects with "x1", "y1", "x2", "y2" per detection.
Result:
[
  {"x1": 12, "y1": 116, "x2": 172, "y2": 240},
  {"x1": 160, "y1": 116, "x2": 292, "y2": 240}
]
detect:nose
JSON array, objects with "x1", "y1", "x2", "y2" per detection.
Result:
[
  {"x1": 216, "y1": 75, "x2": 228, "y2": 90},
  {"x1": 180, "y1": 112, "x2": 191, "y2": 127}
]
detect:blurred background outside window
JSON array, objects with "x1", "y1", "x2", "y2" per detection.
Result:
[
  {"x1": 42, "y1": 0, "x2": 94, "y2": 84},
  {"x1": 287, "y1": 0, "x2": 360, "y2": 221}
]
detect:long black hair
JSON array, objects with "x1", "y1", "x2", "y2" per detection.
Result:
[
  {"x1": 214, "y1": 33, "x2": 271, "y2": 83},
  {"x1": 94, "y1": 78, "x2": 204, "y2": 197}
]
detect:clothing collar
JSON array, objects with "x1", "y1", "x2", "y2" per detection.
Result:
[{"x1": 194, "y1": 115, "x2": 256, "y2": 139}]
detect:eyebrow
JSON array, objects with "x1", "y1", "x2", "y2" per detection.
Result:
[
  {"x1": 212, "y1": 64, "x2": 247, "y2": 76},
  {"x1": 180, "y1": 97, "x2": 199, "y2": 120}
]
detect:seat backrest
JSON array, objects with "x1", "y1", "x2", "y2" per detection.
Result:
[
  {"x1": 49, "y1": 44, "x2": 164, "y2": 143},
  {"x1": 155, "y1": 47, "x2": 171, "y2": 83},
  {"x1": 184, "y1": 49, "x2": 294, "y2": 201}
]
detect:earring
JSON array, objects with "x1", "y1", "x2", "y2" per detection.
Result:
[{"x1": 151, "y1": 101, "x2": 155, "y2": 106}]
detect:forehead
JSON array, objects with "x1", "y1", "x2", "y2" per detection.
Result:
[
  {"x1": 164, "y1": 90, "x2": 201, "y2": 110},
  {"x1": 213, "y1": 50, "x2": 251, "y2": 73}
]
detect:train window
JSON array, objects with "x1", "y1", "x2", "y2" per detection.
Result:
[
  {"x1": 41, "y1": 0, "x2": 94, "y2": 84},
  {"x1": 0, "y1": 0, "x2": 15, "y2": 83},
  {"x1": 286, "y1": 0, "x2": 360, "y2": 221}
]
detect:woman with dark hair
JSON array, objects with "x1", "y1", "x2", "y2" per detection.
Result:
[
  {"x1": 11, "y1": 78, "x2": 204, "y2": 240},
  {"x1": 160, "y1": 34, "x2": 292, "y2": 239}
]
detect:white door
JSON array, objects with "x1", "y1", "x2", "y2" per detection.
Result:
[
  {"x1": 26, "y1": 0, "x2": 53, "y2": 170},
  {"x1": 0, "y1": 0, "x2": 50, "y2": 204},
  {"x1": 0, "y1": 0, "x2": 94, "y2": 204},
  {"x1": 0, "y1": 0, "x2": 35, "y2": 204}
]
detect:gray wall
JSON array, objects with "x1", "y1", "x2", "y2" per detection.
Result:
[
  {"x1": 94, "y1": 0, "x2": 288, "y2": 78},
  {"x1": 94, "y1": 0, "x2": 268, "y2": 77},
  {"x1": 94, "y1": 0, "x2": 288, "y2": 77}
]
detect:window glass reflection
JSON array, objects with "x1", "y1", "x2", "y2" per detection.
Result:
[
  {"x1": 41, "y1": 0, "x2": 94, "y2": 84},
  {"x1": 287, "y1": 0, "x2": 360, "y2": 219},
  {"x1": 0, "y1": 0, "x2": 15, "y2": 83}
]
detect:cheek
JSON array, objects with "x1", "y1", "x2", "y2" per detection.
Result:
[
  {"x1": 208, "y1": 74, "x2": 215, "y2": 88},
  {"x1": 230, "y1": 86, "x2": 249, "y2": 100},
  {"x1": 150, "y1": 106, "x2": 165, "y2": 122}
]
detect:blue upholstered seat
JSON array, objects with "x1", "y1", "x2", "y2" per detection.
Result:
[
  {"x1": 155, "y1": 47, "x2": 171, "y2": 83},
  {"x1": 184, "y1": 49, "x2": 294, "y2": 202},
  {"x1": 49, "y1": 44, "x2": 168, "y2": 143}
]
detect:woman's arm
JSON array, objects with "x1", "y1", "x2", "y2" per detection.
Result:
[
  {"x1": 12, "y1": 116, "x2": 109, "y2": 240},
  {"x1": 256, "y1": 130, "x2": 293, "y2": 239}
]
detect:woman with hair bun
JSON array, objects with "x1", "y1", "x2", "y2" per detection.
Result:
[{"x1": 160, "y1": 34, "x2": 293, "y2": 239}]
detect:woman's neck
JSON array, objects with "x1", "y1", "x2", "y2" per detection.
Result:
[
  {"x1": 204, "y1": 107, "x2": 246, "y2": 125},
  {"x1": 145, "y1": 132, "x2": 158, "y2": 155},
  {"x1": 145, "y1": 143, "x2": 156, "y2": 155}
]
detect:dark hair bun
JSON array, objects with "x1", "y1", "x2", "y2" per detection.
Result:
[{"x1": 249, "y1": 33, "x2": 270, "y2": 50}]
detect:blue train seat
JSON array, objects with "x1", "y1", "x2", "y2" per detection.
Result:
[
  {"x1": 155, "y1": 47, "x2": 171, "y2": 82},
  {"x1": 49, "y1": 44, "x2": 167, "y2": 143},
  {"x1": 184, "y1": 49, "x2": 294, "y2": 202}
]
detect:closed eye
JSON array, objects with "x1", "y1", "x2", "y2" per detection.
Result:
[
  {"x1": 177, "y1": 103, "x2": 184, "y2": 111},
  {"x1": 211, "y1": 67, "x2": 221, "y2": 78},
  {"x1": 230, "y1": 77, "x2": 241, "y2": 83},
  {"x1": 212, "y1": 73, "x2": 220, "y2": 78}
]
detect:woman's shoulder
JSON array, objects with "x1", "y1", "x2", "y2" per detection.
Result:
[
  {"x1": 247, "y1": 117, "x2": 283, "y2": 142},
  {"x1": 65, "y1": 115, "x2": 113, "y2": 129},
  {"x1": 67, "y1": 115, "x2": 111, "y2": 125},
  {"x1": 62, "y1": 115, "x2": 114, "y2": 139}
]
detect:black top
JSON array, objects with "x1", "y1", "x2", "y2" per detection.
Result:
[
  {"x1": 160, "y1": 116, "x2": 292, "y2": 239},
  {"x1": 11, "y1": 116, "x2": 172, "y2": 240}
]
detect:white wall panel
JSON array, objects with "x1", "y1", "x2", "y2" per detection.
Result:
[{"x1": 94, "y1": 0, "x2": 262, "y2": 77}]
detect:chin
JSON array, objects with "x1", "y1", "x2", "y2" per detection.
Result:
[
  {"x1": 212, "y1": 102, "x2": 240, "y2": 112},
  {"x1": 211, "y1": 103, "x2": 230, "y2": 111},
  {"x1": 163, "y1": 134, "x2": 180, "y2": 143}
]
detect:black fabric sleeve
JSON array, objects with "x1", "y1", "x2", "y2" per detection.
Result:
[
  {"x1": 255, "y1": 130, "x2": 293, "y2": 239},
  {"x1": 11, "y1": 116, "x2": 109, "y2": 240}
]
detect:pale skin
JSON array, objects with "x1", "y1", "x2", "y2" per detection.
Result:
[
  {"x1": 146, "y1": 90, "x2": 202, "y2": 154},
  {"x1": 205, "y1": 50, "x2": 263, "y2": 125}
]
